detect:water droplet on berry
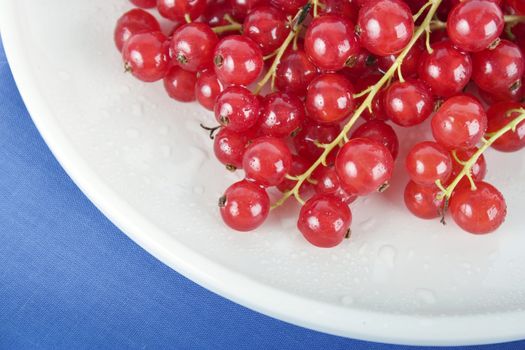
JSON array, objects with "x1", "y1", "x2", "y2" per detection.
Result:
[
  {"x1": 415, "y1": 288, "x2": 437, "y2": 305},
  {"x1": 378, "y1": 245, "x2": 397, "y2": 268},
  {"x1": 341, "y1": 295, "x2": 355, "y2": 305}
]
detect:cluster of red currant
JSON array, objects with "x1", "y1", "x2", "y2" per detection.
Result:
[{"x1": 115, "y1": 0, "x2": 525, "y2": 248}]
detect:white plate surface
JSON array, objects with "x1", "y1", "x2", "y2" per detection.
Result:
[{"x1": 2, "y1": 0, "x2": 525, "y2": 345}]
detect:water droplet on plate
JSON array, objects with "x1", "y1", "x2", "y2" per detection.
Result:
[
  {"x1": 160, "y1": 145, "x2": 172, "y2": 158},
  {"x1": 378, "y1": 245, "x2": 397, "y2": 268},
  {"x1": 126, "y1": 128, "x2": 139, "y2": 138},
  {"x1": 193, "y1": 186, "x2": 205, "y2": 195},
  {"x1": 58, "y1": 71, "x2": 71, "y2": 80},
  {"x1": 341, "y1": 295, "x2": 354, "y2": 305},
  {"x1": 131, "y1": 103, "x2": 143, "y2": 116},
  {"x1": 415, "y1": 288, "x2": 437, "y2": 305}
]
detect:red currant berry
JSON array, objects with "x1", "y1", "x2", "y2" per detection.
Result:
[
  {"x1": 449, "y1": 181, "x2": 507, "y2": 234},
  {"x1": 259, "y1": 92, "x2": 305, "y2": 138},
  {"x1": 275, "y1": 48, "x2": 318, "y2": 97},
  {"x1": 270, "y1": 0, "x2": 308, "y2": 15},
  {"x1": 486, "y1": 101, "x2": 525, "y2": 152},
  {"x1": 418, "y1": 41, "x2": 473, "y2": 97},
  {"x1": 293, "y1": 122, "x2": 341, "y2": 161},
  {"x1": 114, "y1": 9, "x2": 160, "y2": 52},
  {"x1": 171, "y1": 23, "x2": 218, "y2": 72},
  {"x1": 311, "y1": 166, "x2": 357, "y2": 204},
  {"x1": 507, "y1": 0, "x2": 525, "y2": 14},
  {"x1": 202, "y1": 0, "x2": 234, "y2": 27},
  {"x1": 277, "y1": 155, "x2": 313, "y2": 195},
  {"x1": 477, "y1": 81, "x2": 524, "y2": 104},
  {"x1": 229, "y1": 0, "x2": 262, "y2": 20},
  {"x1": 305, "y1": 73, "x2": 355, "y2": 124},
  {"x1": 384, "y1": 80, "x2": 435, "y2": 127},
  {"x1": 243, "y1": 136, "x2": 292, "y2": 187},
  {"x1": 243, "y1": 6, "x2": 290, "y2": 56},
  {"x1": 195, "y1": 69, "x2": 223, "y2": 111},
  {"x1": 213, "y1": 35, "x2": 264, "y2": 86},
  {"x1": 304, "y1": 15, "x2": 360, "y2": 71},
  {"x1": 357, "y1": 0, "x2": 414, "y2": 56},
  {"x1": 342, "y1": 49, "x2": 378, "y2": 79},
  {"x1": 297, "y1": 194, "x2": 352, "y2": 248},
  {"x1": 213, "y1": 127, "x2": 250, "y2": 169},
  {"x1": 335, "y1": 138, "x2": 394, "y2": 195},
  {"x1": 215, "y1": 86, "x2": 260, "y2": 132},
  {"x1": 351, "y1": 120, "x2": 399, "y2": 159},
  {"x1": 449, "y1": 148, "x2": 487, "y2": 185},
  {"x1": 122, "y1": 32, "x2": 170, "y2": 82},
  {"x1": 219, "y1": 180, "x2": 270, "y2": 231},
  {"x1": 321, "y1": 0, "x2": 359, "y2": 22},
  {"x1": 131, "y1": 0, "x2": 157, "y2": 8},
  {"x1": 472, "y1": 40, "x2": 524, "y2": 96},
  {"x1": 406, "y1": 141, "x2": 452, "y2": 186},
  {"x1": 157, "y1": 0, "x2": 207, "y2": 21},
  {"x1": 163, "y1": 66, "x2": 197, "y2": 102},
  {"x1": 431, "y1": 94, "x2": 487, "y2": 150},
  {"x1": 447, "y1": 0, "x2": 504, "y2": 52},
  {"x1": 404, "y1": 181, "x2": 444, "y2": 219},
  {"x1": 377, "y1": 40, "x2": 423, "y2": 78}
]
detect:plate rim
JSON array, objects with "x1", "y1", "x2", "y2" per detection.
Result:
[{"x1": 1, "y1": 0, "x2": 524, "y2": 345}]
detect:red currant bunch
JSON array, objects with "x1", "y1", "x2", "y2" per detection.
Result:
[{"x1": 115, "y1": 0, "x2": 525, "y2": 247}]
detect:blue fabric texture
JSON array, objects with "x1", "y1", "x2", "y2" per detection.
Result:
[{"x1": 0, "y1": 37, "x2": 523, "y2": 350}]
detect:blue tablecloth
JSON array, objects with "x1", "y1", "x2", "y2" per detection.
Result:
[{"x1": 0, "y1": 37, "x2": 523, "y2": 350}]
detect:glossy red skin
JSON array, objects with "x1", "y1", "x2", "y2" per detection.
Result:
[
  {"x1": 297, "y1": 194, "x2": 352, "y2": 248},
  {"x1": 472, "y1": 40, "x2": 524, "y2": 95},
  {"x1": 219, "y1": 180, "x2": 270, "y2": 232},
  {"x1": 406, "y1": 141, "x2": 452, "y2": 186},
  {"x1": 131, "y1": 0, "x2": 157, "y2": 8},
  {"x1": 229, "y1": 0, "x2": 262, "y2": 20},
  {"x1": 384, "y1": 80, "x2": 435, "y2": 127},
  {"x1": 478, "y1": 81, "x2": 524, "y2": 104},
  {"x1": 404, "y1": 181, "x2": 444, "y2": 219},
  {"x1": 431, "y1": 95, "x2": 487, "y2": 150},
  {"x1": 163, "y1": 66, "x2": 197, "y2": 102},
  {"x1": 276, "y1": 49, "x2": 318, "y2": 97},
  {"x1": 357, "y1": 0, "x2": 414, "y2": 56},
  {"x1": 311, "y1": 166, "x2": 357, "y2": 204},
  {"x1": 213, "y1": 128, "x2": 249, "y2": 169},
  {"x1": 376, "y1": 41, "x2": 423, "y2": 78},
  {"x1": 202, "y1": 0, "x2": 234, "y2": 27},
  {"x1": 449, "y1": 148, "x2": 487, "y2": 187},
  {"x1": 335, "y1": 138, "x2": 394, "y2": 195},
  {"x1": 123, "y1": 32, "x2": 170, "y2": 82},
  {"x1": 213, "y1": 35, "x2": 264, "y2": 86},
  {"x1": 243, "y1": 6, "x2": 290, "y2": 56},
  {"x1": 243, "y1": 136, "x2": 292, "y2": 187},
  {"x1": 449, "y1": 181, "x2": 507, "y2": 234},
  {"x1": 486, "y1": 101, "x2": 525, "y2": 152},
  {"x1": 277, "y1": 155, "x2": 313, "y2": 195},
  {"x1": 510, "y1": 23, "x2": 525, "y2": 53},
  {"x1": 293, "y1": 122, "x2": 341, "y2": 161},
  {"x1": 351, "y1": 120, "x2": 399, "y2": 159},
  {"x1": 114, "y1": 9, "x2": 161, "y2": 52},
  {"x1": 321, "y1": 0, "x2": 359, "y2": 22},
  {"x1": 259, "y1": 92, "x2": 305, "y2": 138},
  {"x1": 171, "y1": 23, "x2": 218, "y2": 72},
  {"x1": 447, "y1": 0, "x2": 504, "y2": 52},
  {"x1": 214, "y1": 86, "x2": 260, "y2": 132},
  {"x1": 507, "y1": 0, "x2": 525, "y2": 14},
  {"x1": 305, "y1": 74, "x2": 355, "y2": 124},
  {"x1": 270, "y1": 0, "x2": 308, "y2": 15},
  {"x1": 195, "y1": 69, "x2": 223, "y2": 111},
  {"x1": 304, "y1": 15, "x2": 360, "y2": 71},
  {"x1": 418, "y1": 41, "x2": 473, "y2": 97},
  {"x1": 341, "y1": 49, "x2": 378, "y2": 79},
  {"x1": 157, "y1": 0, "x2": 207, "y2": 21}
]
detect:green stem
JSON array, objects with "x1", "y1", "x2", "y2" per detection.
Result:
[
  {"x1": 271, "y1": 0, "x2": 444, "y2": 210},
  {"x1": 437, "y1": 109, "x2": 525, "y2": 200}
]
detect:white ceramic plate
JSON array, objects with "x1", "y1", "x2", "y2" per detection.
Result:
[{"x1": 2, "y1": 0, "x2": 525, "y2": 345}]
